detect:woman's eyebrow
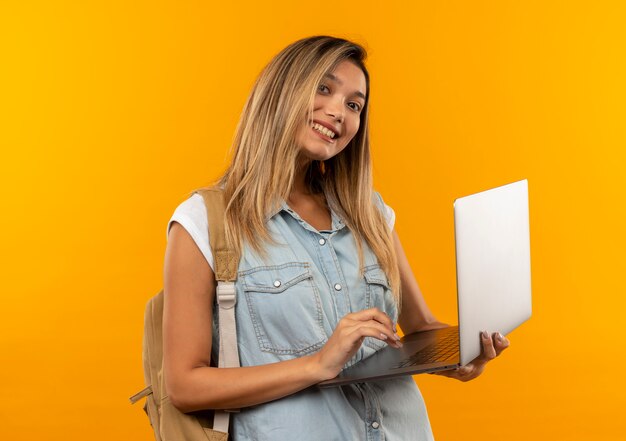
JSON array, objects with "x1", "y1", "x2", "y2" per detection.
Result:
[{"x1": 323, "y1": 73, "x2": 366, "y2": 101}]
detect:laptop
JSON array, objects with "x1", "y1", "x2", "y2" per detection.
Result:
[{"x1": 317, "y1": 179, "x2": 532, "y2": 388}]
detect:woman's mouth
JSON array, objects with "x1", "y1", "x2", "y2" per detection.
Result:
[{"x1": 310, "y1": 124, "x2": 337, "y2": 143}]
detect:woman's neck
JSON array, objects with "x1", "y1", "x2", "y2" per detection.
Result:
[
  {"x1": 291, "y1": 157, "x2": 314, "y2": 198},
  {"x1": 287, "y1": 159, "x2": 331, "y2": 231}
]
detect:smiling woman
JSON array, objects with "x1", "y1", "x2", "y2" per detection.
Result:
[
  {"x1": 295, "y1": 63, "x2": 367, "y2": 160},
  {"x1": 148, "y1": 34, "x2": 509, "y2": 441}
]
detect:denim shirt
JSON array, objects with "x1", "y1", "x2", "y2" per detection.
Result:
[{"x1": 210, "y1": 194, "x2": 435, "y2": 441}]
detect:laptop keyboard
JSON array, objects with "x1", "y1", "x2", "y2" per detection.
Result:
[{"x1": 394, "y1": 327, "x2": 459, "y2": 368}]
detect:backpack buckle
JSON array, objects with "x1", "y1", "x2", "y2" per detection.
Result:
[{"x1": 216, "y1": 281, "x2": 236, "y2": 309}]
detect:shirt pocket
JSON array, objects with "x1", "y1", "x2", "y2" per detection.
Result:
[
  {"x1": 362, "y1": 264, "x2": 394, "y2": 352},
  {"x1": 240, "y1": 262, "x2": 327, "y2": 355}
]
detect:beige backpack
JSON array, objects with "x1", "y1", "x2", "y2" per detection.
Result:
[{"x1": 130, "y1": 187, "x2": 241, "y2": 441}]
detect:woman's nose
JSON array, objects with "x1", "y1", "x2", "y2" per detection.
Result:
[{"x1": 325, "y1": 100, "x2": 345, "y2": 122}]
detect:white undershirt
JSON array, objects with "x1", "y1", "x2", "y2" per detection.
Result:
[{"x1": 166, "y1": 193, "x2": 396, "y2": 271}]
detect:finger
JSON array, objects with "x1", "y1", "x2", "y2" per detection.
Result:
[
  {"x1": 457, "y1": 365, "x2": 472, "y2": 376},
  {"x1": 362, "y1": 319, "x2": 401, "y2": 342},
  {"x1": 337, "y1": 316, "x2": 398, "y2": 344},
  {"x1": 349, "y1": 326, "x2": 400, "y2": 346},
  {"x1": 493, "y1": 332, "x2": 510, "y2": 356},
  {"x1": 349, "y1": 308, "x2": 394, "y2": 329},
  {"x1": 480, "y1": 331, "x2": 497, "y2": 361},
  {"x1": 346, "y1": 322, "x2": 402, "y2": 347},
  {"x1": 349, "y1": 308, "x2": 395, "y2": 332}
]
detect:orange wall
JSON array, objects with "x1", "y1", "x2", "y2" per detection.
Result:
[{"x1": 1, "y1": 1, "x2": 624, "y2": 439}]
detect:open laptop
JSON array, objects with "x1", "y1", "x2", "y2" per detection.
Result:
[{"x1": 317, "y1": 179, "x2": 532, "y2": 388}]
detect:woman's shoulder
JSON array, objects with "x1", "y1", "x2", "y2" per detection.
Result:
[
  {"x1": 167, "y1": 193, "x2": 207, "y2": 235},
  {"x1": 166, "y1": 193, "x2": 214, "y2": 271}
]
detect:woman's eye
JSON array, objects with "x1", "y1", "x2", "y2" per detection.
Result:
[{"x1": 318, "y1": 84, "x2": 362, "y2": 112}]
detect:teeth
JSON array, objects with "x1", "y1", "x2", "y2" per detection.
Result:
[{"x1": 312, "y1": 123, "x2": 336, "y2": 139}]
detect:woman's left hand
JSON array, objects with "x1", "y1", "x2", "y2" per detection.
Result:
[{"x1": 429, "y1": 331, "x2": 510, "y2": 382}]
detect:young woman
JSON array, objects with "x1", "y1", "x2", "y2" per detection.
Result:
[{"x1": 163, "y1": 35, "x2": 510, "y2": 440}]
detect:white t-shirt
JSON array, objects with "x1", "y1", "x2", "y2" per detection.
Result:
[{"x1": 167, "y1": 193, "x2": 396, "y2": 271}]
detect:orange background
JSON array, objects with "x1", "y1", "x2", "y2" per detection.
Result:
[{"x1": 1, "y1": 1, "x2": 625, "y2": 440}]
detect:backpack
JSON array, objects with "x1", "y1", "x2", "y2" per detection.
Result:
[{"x1": 130, "y1": 187, "x2": 241, "y2": 441}]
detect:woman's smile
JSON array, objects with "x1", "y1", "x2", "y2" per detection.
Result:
[{"x1": 310, "y1": 124, "x2": 337, "y2": 143}]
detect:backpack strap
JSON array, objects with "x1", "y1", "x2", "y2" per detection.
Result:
[
  {"x1": 194, "y1": 187, "x2": 241, "y2": 433},
  {"x1": 198, "y1": 188, "x2": 238, "y2": 281}
]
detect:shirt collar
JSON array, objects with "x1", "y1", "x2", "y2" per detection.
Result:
[{"x1": 267, "y1": 196, "x2": 346, "y2": 232}]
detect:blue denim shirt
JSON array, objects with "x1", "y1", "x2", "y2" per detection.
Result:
[{"x1": 211, "y1": 193, "x2": 435, "y2": 441}]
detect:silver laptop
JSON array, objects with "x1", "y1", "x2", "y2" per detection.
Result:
[{"x1": 317, "y1": 179, "x2": 532, "y2": 388}]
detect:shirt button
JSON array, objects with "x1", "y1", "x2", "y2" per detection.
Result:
[
  {"x1": 273, "y1": 280, "x2": 281, "y2": 288},
  {"x1": 334, "y1": 283, "x2": 342, "y2": 291},
  {"x1": 371, "y1": 421, "x2": 380, "y2": 429},
  {"x1": 318, "y1": 238, "x2": 326, "y2": 246}
]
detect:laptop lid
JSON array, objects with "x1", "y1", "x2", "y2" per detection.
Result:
[{"x1": 455, "y1": 179, "x2": 532, "y2": 365}]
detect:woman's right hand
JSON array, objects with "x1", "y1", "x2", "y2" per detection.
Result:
[{"x1": 311, "y1": 307, "x2": 403, "y2": 380}]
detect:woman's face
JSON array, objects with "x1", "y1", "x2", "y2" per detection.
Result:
[{"x1": 295, "y1": 60, "x2": 367, "y2": 162}]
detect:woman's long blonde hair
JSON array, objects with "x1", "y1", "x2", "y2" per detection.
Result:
[{"x1": 196, "y1": 35, "x2": 401, "y2": 310}]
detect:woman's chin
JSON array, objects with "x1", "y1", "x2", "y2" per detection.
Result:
[{"x1": 299, "y1": 142, "x2": 344, "y2": 162}]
